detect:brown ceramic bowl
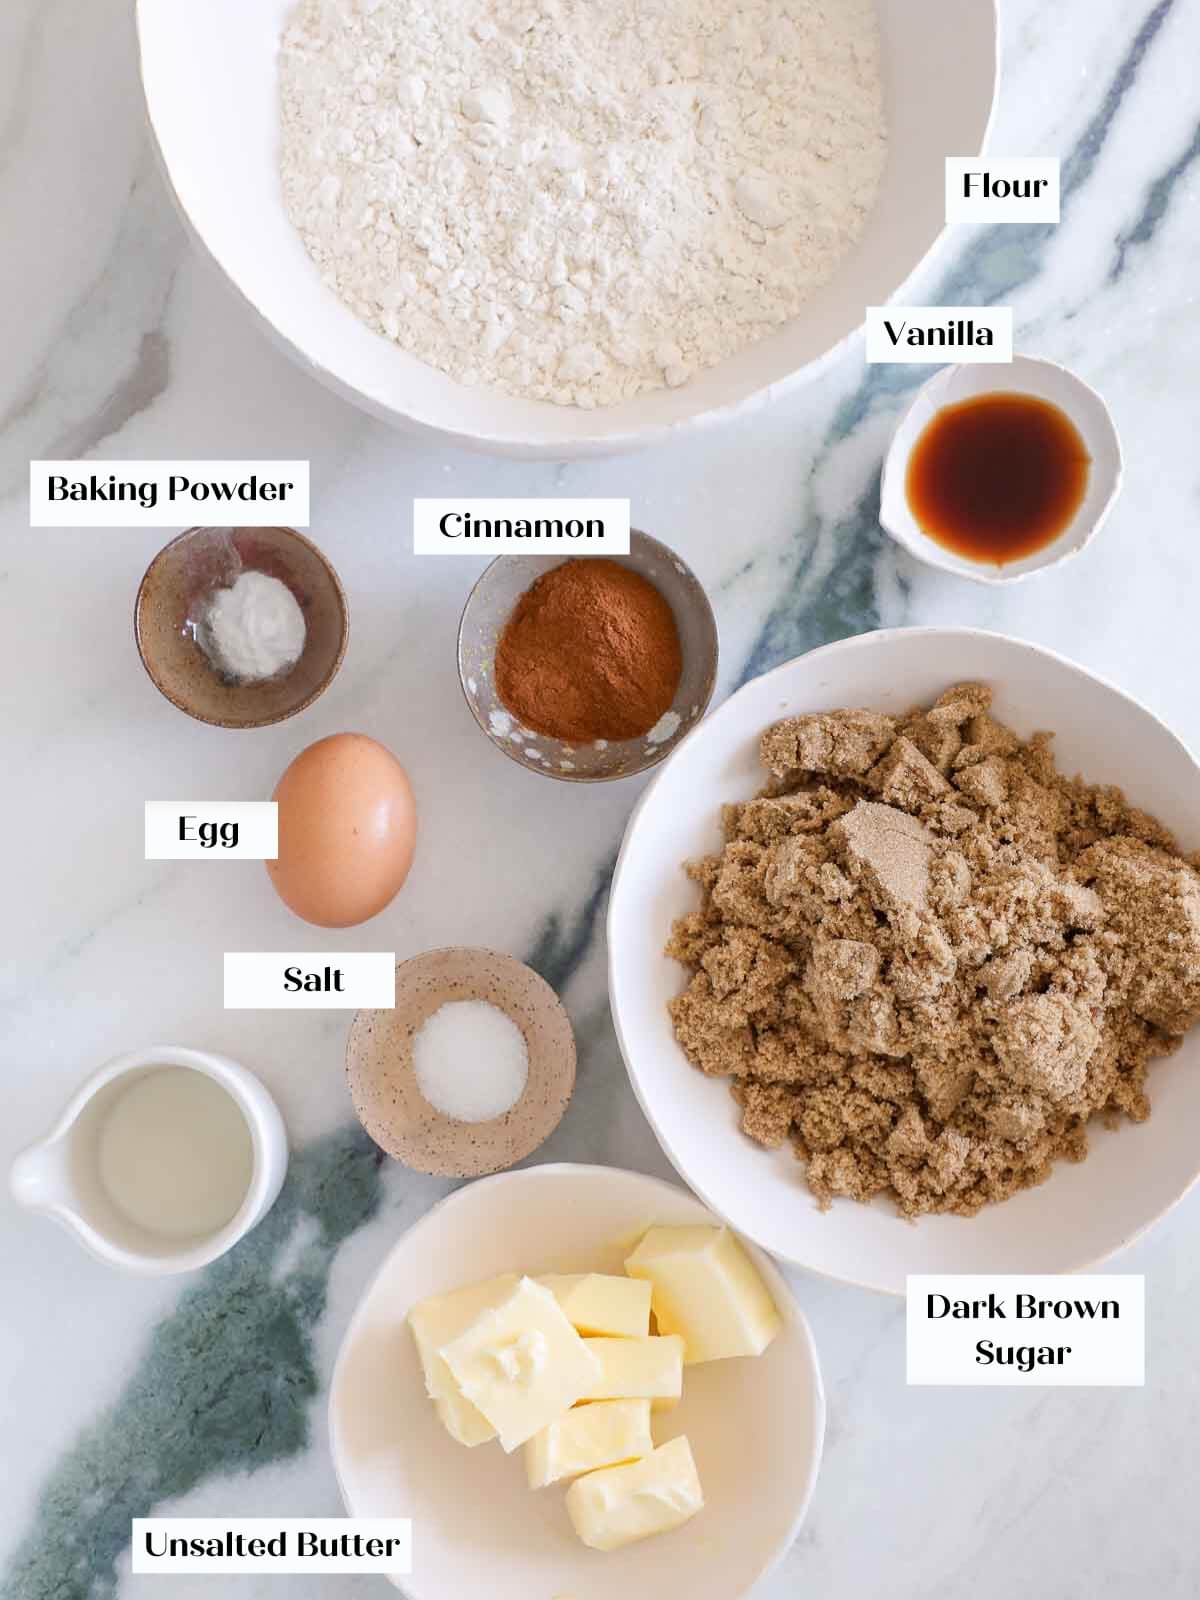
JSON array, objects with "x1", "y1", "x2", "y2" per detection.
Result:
[
  {"x1": 345, "y1": 948, "x2": 576, "y2": 1178},
  {"x1": 134, "y1": 526, "x2": 348, "y2": 728}
]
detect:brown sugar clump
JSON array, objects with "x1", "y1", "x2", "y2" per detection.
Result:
[
  {"x1": 666, "y1": 683, "x2": 1200, "y2": 1219},
  {"x1": 495, "y1": 558, "x2": 682, "y2": 742}
]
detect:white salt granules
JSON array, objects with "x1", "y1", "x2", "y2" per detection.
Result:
[
  {"x1": 278, "y1": 0, "x2": 887, "y2": 408},
  {"x1": 202, "y1": 571, "x2": 307, "y2": 682},
  {"x1": 413, "y1": 1000, "x2": 530, "y2": 1122}
]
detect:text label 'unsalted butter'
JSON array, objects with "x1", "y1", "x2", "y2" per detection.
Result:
[
  {"x1": 131, "y1": 1519, "x2": 411, "y2": 1574},
  {"x1": 223, "y1": 953, "x2": 396, "y2": 1009},
  {"x1": 906, "y1": 1275, "x2": 1144, "y2": 1386},
  {"x1": 413, "y1": 498, "x2": 630, "y2": 555}
]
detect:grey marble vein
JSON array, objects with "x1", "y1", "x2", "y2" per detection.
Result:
[
  {"x1": 1109, "y1": 116, "x2": 1200, "y2": 281},
  {"x1": 0, "y1": 165, "x2": 181, "y2": 497},
  {"x1": 739, "y1": 0, "x2": 1183, "y2": 689}
]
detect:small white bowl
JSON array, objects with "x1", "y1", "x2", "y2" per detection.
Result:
[
  {"x1": 329, "y1": 1163, "x2": 824, "y2": 1600},
  {"x1": 135, "y1": 0, "x2": 996, "y2": 457},
  {"x1": 608, "y1": 628, "x2": 1200, "y2": 1295},
  {"x1": 8, "y1": 1045, "x2": 289, "y2": 1274},
  {"x1": 879, "y1": 355, "x2": 1124, "y2": 582}
]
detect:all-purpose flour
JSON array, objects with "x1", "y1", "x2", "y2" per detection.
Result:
[{"x1": 280, "y1": 0, "x2": 887, "y2": 408}]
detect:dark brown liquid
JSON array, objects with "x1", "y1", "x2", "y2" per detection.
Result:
[{"x1": 905, "y1": 392, "x2": 1091, "y2": 565}]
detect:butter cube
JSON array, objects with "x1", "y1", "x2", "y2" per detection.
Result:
[
  {"x1": 539, "y1": 1273, "x2": 652, "y2": 1338},
  {"x1": 579, "y1": 1334, "x2": 684, "y2": 1410},
  {"x1": 625, "y1": 1225, "x2": 781, "y2": 1363},
  {"x1": 439, "y1": 1276, "x2": 603, "y2": 1453},
  {"x1": 408, "y1": 1274, "x2": 519, "y2": 1446},
  {"x1": 565, "y1": 1436, "x2": 704, "y2": 1551},
  {"x1": 524, "y1": 1397, "x2": 653, "y2": 1489}
]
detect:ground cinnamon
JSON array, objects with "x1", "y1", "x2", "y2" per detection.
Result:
[{"x1": 494, "y1": 558, "x2": 683, "y2": 742}]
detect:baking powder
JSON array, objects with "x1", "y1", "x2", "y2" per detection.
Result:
[{"x1": 202, "y1": 571, "x2": 307, "y2": 682}]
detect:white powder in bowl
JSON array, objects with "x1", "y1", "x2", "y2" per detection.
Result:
[
  {"x1": 278, "y1": 0, "x2": 887, "y2": 408},
  {"x1": 202, "y1": 570, "x2": 306, "y2": 682},
  {"x1": 412, "y1": 999, "x2": 530, "y2": 1122}
]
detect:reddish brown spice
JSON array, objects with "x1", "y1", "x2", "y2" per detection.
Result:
[{"x1": 494, "y1": 558, "x2": 683, "y2": 742}]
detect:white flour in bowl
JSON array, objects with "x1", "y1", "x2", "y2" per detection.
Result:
[{"x1": 279, "y1": 0, "x2": 887, "y2": 408}]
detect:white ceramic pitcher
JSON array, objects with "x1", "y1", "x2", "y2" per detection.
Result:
[{"x1": 9, "y1": 1045, "x2": 289, "y2": 1274}]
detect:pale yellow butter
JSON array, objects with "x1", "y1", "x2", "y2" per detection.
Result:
[
  {"x1": 407, "y1": 1273, "x2": 519, "y2": 1446},
  {"x1": 538, "y1": 1273, "x2": 652, "y2": 1338},
  {"x1": 439, "y1": 1276, "x2": 603, "y2": 1453},
  {"x1": 579, "y1": 1334, "x2": 684, "y2": 1410},
  {"x1": 564, "y1": 1435, "x2": 704, "y2": 1551},
  {"x1": 625, "y1": 1225, "x2": 781, "y2": 1363},
  {"x1": 524, "y1": 1397, "x2": 653, "y2": 1489}
]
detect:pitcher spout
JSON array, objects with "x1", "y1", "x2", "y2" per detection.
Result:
[{"x1": 9, "y1": 1138, "x2": 72, "y2": 1214}]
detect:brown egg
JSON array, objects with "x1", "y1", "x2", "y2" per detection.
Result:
[{"x1": 267, "y1": 733, "x2": 417, "y2": 927}]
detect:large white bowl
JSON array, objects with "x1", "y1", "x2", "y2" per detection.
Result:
[
  {"x1": 135, "y1": 0, "x2": 997, "y2": 458},
  {"x1": 608, "y1": 629, "x2": 1200, "y2": 1294},
  {"x1": 329, "y1": 1164, "x2": 824, "y2": 1600}
]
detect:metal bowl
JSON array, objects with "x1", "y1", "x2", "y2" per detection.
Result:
[{"x1": 457, "y1": 530, "x2": 719, "y2": 782}]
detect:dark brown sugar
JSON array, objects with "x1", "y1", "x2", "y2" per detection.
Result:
[{"x1": 666, "y1": 683, "x2": 1200, "y2": 1218}]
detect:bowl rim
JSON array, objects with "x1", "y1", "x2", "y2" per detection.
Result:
[
  {"x1": 456, "y1": 529, "x2": 720, "y2": 783},
  {"x1": 133, "y1": 523, "x2": 349, "y2": 729},
  {"x1": 878, "y1": 355, "x2": 1126, "y2": 586},
  {"x1": 343, "y1": 945, "x2": 577, "y2": 1176},
  {"x1": 327, "y1": 1160, "x2": 827, "y2": 1598},
  {"x1": 133, "y1": 0, "x2": 1000, "y2": 458},
  {"x1": 607, "y1": 625, "x2": 1200, "y2": 1295}
]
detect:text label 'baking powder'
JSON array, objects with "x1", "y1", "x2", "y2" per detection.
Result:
[
  {"x1": 907, "y1": 1275, "x2": 1144, "y2": 1386},
  {"x1": 29, "y1": 461, "x2": 310, "y2": 527}
]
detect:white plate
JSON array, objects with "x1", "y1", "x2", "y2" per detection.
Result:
[
  {"x1": 608, "y1": 628, "x2": 1200, "y2": 1294},
  {"x1": 879, "y1": 356, "x2": 1124, "y2": 583},
  {"x1": 135, "y1": 0, "x2": 996, "y2": 457},
  {"x1": 329, "y1": 1164, "x2": 824, "y2": 1600}
]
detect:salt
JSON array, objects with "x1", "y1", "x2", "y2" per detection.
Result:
[{"x1": 412, "y1": 1000, "x2": 529, "y2": 1122}]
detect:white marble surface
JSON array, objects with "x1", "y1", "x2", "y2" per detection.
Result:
[{"x1": 4, "y1": 0, "x2": 1200, "y2": 1595}]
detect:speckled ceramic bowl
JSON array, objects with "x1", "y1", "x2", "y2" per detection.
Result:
[
  {"x1": 345, "y1": 947, "x2": 576, "y2": 1177},
  {"x1": 457, "y1": 530, "x2": 719, "y2": 782},
  {"x1": 134, "y1": 525, "x2": 348, "y2": 728}
]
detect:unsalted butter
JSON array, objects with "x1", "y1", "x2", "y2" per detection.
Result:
[
  {"x1": 439, "y1": 1276, "x2": 603, "y2": 1452},
  {"x1": 524, "y1": 1397, "x2": 653, "y2": 1489},
  {"x1": 539, "y1": 1273, "x2": 652, "y2": 1338},
  {"x1": 407, "y1": 1273, "x2": 519, "y2": 1446},
  {"x1": 564, "y1": 1435, "x2": 704, "y2": 1551},
  {"x1": 625, "y1": 1225, "x2": 781, "y2": 1363},
  {"x1": 579, "y1": 1334, "x2": 684, "y2": 1411}
]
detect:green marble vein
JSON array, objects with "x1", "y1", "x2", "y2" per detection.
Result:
[{"x1": 1, "y1": 1127, "x2": 383, "y2": 1600}]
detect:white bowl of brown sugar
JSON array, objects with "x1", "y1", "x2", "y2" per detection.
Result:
[{"x1": 608, "y1": 627, "x2": 1200, "y2": 1294}]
